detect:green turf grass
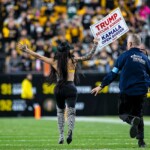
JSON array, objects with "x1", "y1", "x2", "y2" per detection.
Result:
[{"x1": 0, "y1": 117, "x2": 150, "y2": 150}]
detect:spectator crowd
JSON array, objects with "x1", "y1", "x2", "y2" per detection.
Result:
[{"x1": 0, "y1": 0, "x2": 150, "y2": 73}]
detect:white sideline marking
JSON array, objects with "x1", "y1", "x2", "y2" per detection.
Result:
[{"x1": 42, "y1": 117, "x2": 150, "y2": 126}]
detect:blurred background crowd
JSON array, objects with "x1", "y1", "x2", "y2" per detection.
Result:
[{"x1": 0, "y1": 0, "x2": 150, "y2": 74}]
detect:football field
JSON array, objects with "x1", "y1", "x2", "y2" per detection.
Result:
[{"x1": 0, "y1": 117, "x2": 150, "y2": 150}]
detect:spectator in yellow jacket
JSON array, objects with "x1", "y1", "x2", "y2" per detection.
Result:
[
  {"x1": 21, "y1": 74, "x2": 34, "y2": 116},
  {"x1": 21, "y1": 74, "x2": 33, "y2": 100}
]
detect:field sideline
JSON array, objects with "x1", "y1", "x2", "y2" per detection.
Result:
[{"x1": 0, "y1": 117, "x2": 150, "y2": 150}]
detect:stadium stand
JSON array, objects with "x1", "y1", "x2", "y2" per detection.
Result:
[{"x1": 0, "y1": 0, "x2": 150, "y2": 73}]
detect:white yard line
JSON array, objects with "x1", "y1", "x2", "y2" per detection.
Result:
[{"x1": 42, "y1": 117, "x2": 150, "y2": 126}]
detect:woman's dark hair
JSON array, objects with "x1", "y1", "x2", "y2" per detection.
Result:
[{"x1": 48, "y1": 41, "x2": 79, "y2": 87}]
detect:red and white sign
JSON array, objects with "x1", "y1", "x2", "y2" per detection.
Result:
[{"x1": 90, "y1": 8, "x2": 129, "y2": 49}]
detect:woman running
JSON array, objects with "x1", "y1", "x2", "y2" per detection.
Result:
[{"x1": 17, "y1": 38, "x2": 98, "y2": 144}]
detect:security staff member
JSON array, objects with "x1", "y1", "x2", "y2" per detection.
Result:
[
  {"x1": 91, "y1": 34, "x2": 150, "y2": 148},
  {"x1": 21, "y1": 74, "x2": 34, "y2": 115},
  {"x1": 21, "y1": 74, "x2": 33, "y2": 99}
]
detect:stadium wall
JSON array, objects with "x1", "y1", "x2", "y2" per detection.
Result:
[{"x1": 0, "y1": 73, "x2": 150, "y2": 117}]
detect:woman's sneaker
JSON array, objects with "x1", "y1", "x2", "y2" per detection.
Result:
[
  {"x1": 58, "y1": 136, "x2": 64, "y2": 144},
  {"x1": 66, "y1": 130, "x2": 72, "y2": 144}
]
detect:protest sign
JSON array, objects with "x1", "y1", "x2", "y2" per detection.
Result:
[{"x1": 90, "y1": 7, "x2": 129, "y2": 49}]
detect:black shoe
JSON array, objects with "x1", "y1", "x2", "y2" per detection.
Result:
[
  {"x1": 138, "y1": 139, "x2": 146, "y2": 148},
  {"x1": 66, "y1": 130, "x2": 72, "y2": 144},
  {"x1": 58, "y1": 137, "x2": 64, "y2": 144},
  {"x1": 130, "y1": 117, "x2": 140, "y2": 138}
]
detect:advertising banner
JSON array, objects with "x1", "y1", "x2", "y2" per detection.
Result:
[{"x1": 0, "y1": 74, "x2": 150, "y2": 116}]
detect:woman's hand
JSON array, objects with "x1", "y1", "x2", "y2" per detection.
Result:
[
  {"x1": 17, "y1": 43, "x2": 28, "y2": 52},
  {"x1": 74, "y1": 37, "x2": 99, "y2": 61},
  {"x1": 93, "y1": 38, "x2": 99, "y2": 45},
  {"x1": 91, "y1": 86, "x2": 102, "y2": 96}
]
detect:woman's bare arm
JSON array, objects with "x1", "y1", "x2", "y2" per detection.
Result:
[
  {"x1": 17, "y1": 43, "x2": 54, "y2": 64},
  {"x1": 75, "y1": 38, "x2": 99, "y2": 61}
]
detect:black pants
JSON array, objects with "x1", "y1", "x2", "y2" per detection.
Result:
[
  {"x1": 119, "y1": 94, "x2": 145, "y2": 139},
  {"x1": 21, "y1": 99, "x2": 34, "y2": 116},
  {"x1": 54, "y1": 81, "x2": 77, "y2": 109}
]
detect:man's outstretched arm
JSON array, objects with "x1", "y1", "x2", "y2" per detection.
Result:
[
  {"x1": 91, "y1": 68, "x2": 119, "y2": 96},
  {"x1": 91, "y1": 52, "x2": 126, "y2": 96}
]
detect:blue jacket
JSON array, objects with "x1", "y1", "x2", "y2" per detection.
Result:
[{"x1": 101, "y1": 48, "x2": 150, "y2": 95}]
